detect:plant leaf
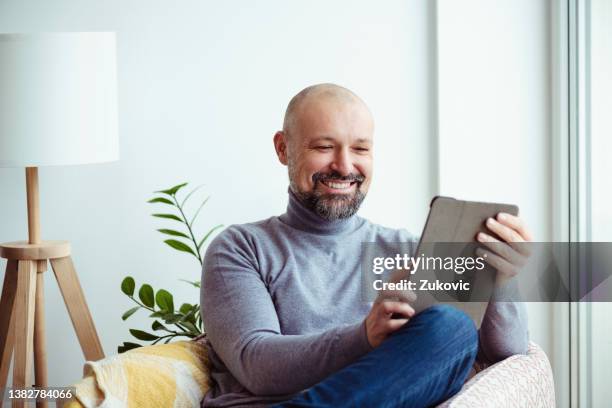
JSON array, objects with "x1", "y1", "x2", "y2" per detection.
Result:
[
  {"x1": 121, "y1": 277, "x2": 135, "y2": 296},
  {"x1": 181, "y1": 321, "x2": 200, "y2": 334},
  {"x1": 180, "y1": 304, "x2": 198, "y2": 324},
  {"x1": 138, "y1": 284, "x2": 155, "y2": 308},
  {"x1": 179, "y1": 279, "x2": 201, "y2": 288},
  {"x1": 155, "y1": 183, "x2": 188, "y2": 196},
  {"x1": 148, "y1": 197, "x2": 174, "y2": 205},
  {"x1": 163, "y1": 313, "x2": 183, "y2": 324},
  {"x1": 157, "y1": 229, "x2": 189, "y2": 239},
  {"x1": 121, "y1": 306, "x2": 140, "y2": 321},
  {"x1": 181, "y1": 184, "x2": 205, "y2": 208},
  {"x1": 164, "y1": 239, "x2": 197, "y2": 257},
  {"x1": 156, "y1": 289, "x2": 174, "y2": 312},
  {"x1": 152, "y1": 320, "x2": 168, "y2": 331},
  {"x1": 198, "y1": 224, "x2": 224, "y2": 249},
  {"x1": 179, "y1": 303, "x2": 192, "y2": 315},
  {"x1": 149, "y1": 311, "x2": 165, "y2": 318},
  {"x1": 152, "y1": 213, "x2": 183, "y2": 223},
  {"x1": 129, "y1": 329, "x2": 159, "y2": 341},
  {"x1": 118, "y1": 342, "x2": 142, "y2": 353},
  {"x1": 164, "y1": 337, "x2": 173, "y2": 344},
  {"x1": 189, "y1": 196, "x2": 210, "y2": 227}
]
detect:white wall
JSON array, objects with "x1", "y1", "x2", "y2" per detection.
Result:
[
  {"x1": 436, "y1": 0, "x2": 562, "y2": 403},
  {"x1": 0, "y1": 0, "x2": 437, "y2": 385}
]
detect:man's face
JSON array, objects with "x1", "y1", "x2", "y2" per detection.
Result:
[{"x1": 276, "y1": 96, "x2": 374, "y2": 220}]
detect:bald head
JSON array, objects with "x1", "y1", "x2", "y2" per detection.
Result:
[
  {"x1": 282, "y1": 83, "x2": 372, "y2": 140},
  {"x1": 273, "y1": 83, "x2": 374, "y2": 220}
]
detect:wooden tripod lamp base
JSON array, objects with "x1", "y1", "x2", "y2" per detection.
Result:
[
  {"x1": 0, "y1": 169, "x2": 105, "y2": 408},
  {"x1": 0, "y1": 240, "x2": 104, "y2": 407}
]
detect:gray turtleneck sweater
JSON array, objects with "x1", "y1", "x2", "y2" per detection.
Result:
[{"x1": 200, "y1": 191, "x2": 529, "y2": 407}]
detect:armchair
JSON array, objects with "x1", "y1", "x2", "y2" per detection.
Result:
[{"x1": 62, "y1": 338, "x2": 554, "y2": 408}]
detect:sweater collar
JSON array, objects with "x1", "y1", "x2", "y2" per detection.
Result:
[{"x1": 279, "y1": 188, "x2": 362, "y2": 235}]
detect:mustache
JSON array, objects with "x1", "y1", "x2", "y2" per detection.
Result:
[{"x1": 312, "y1": 171, "x2": 365, "y2": 184}]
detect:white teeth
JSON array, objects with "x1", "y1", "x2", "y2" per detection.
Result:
[{"x1": 323, "y1": 181, "x2": 351, "y2": 189}]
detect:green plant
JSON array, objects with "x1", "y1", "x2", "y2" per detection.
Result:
[{"x1": 118, "y1": 182, "x2": 223, "y2": 353}]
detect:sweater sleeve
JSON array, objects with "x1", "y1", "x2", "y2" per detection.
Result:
[
  {"x1": 201, "y1": 227, "x2": 372, "y2": 396},
  {"x1": 477, "y1": 280, "x2": 530, "y2": 365}
]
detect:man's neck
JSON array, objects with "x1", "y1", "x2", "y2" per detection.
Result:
[{"x1": 280, "y1": 188, "x2": 361, "y2": 235}]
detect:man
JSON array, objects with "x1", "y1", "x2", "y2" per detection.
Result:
[{"x1": 201, "y1": 84, "x2": 529, "y2": 407}]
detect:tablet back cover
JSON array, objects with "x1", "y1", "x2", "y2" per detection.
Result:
[{"x1": 414, "y1": 196, "x2": 519, "y2": 326}]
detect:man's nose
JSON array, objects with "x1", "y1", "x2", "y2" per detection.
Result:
[{"x1": 330, "y1": 148, "x2": 354, "y2": 176}]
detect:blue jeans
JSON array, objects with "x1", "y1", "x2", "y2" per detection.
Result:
[{"x1": 272, "y1": 305, "x2": 478, "y2": 408}]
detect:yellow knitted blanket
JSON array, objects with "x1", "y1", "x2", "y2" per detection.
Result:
[{"x1": 64, "y1": 340, "x2": 210, "y2": 408}]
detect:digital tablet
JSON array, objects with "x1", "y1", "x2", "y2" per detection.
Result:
[{"x1": 386, "y1": 196, "x2": 519, "y2": 324}]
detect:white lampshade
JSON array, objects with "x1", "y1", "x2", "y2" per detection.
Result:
[{"x1": 0, "y1": 32, "x2": 119, "y2": 167}]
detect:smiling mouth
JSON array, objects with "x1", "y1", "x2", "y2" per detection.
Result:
[{"x1": 319, "y1": 180, "x2": 358, "y2": 190}]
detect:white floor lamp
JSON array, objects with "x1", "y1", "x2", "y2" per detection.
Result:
[{"x1": 0, "y1": 33, "x2": 118, "y2": 407}]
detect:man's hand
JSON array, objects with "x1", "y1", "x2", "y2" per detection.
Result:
[
  {"x1": 476, "y1": 212, "x2": 533, "y2": 286},
  {"x1": 365, "y1": 300, "x2": 414, "y2": 348}
]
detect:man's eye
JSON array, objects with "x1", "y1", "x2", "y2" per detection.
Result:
[
  {"x1": 315, "y1": 146, "x2": 333, "y2": 150},
  {"x1": 354, "y1": 147, "x2": 370, "y2": 152}
]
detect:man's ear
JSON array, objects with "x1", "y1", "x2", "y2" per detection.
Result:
[{"x1": 273, "y1": 131, "x2": 289, "y2": 165}]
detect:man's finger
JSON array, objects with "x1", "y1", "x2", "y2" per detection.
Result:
[
  {"x1": 476, "y1": 247, "x2": 519, "y2": 278},
  {"x1": 486, "y1": 217, "x2": 532, "y2": 256},
  {"x1": 477, "y1": 233, "x2": 526, "y2": 267},
  {"x1": 380, "y1": 300, "x2": 415, "y2": 317},
  {"x1": 486, "y1": 217, "x2": 524, "y2": 243},
  {"x1": 379, "y1": 288, "x2": 417, "y2": 303},
  {"x1": 386, "y1": 318, "x2": 409, "y2": 331},
  {"x1": 496, "y1": 212, "x2": 534, "y2": 241}
]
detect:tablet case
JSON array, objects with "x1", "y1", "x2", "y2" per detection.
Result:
[
  {"x1": 411, "y1": 196, "x2": 519, "y2": 326},
  {"x1": 418, "y1": 196, "x2": 519, "y2": 246}
]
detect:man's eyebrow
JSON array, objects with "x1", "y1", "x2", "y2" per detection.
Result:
[
  {"x1": 310, "y1": 136, "x2": 335, "y2": 143},
  {"x1": 309, "y1": 137, "x2": 372, "y2": 144}
]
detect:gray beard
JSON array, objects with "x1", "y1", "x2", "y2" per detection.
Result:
[{"x1": 292, "y1": 184, "x2": 366, "y2": 221}]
